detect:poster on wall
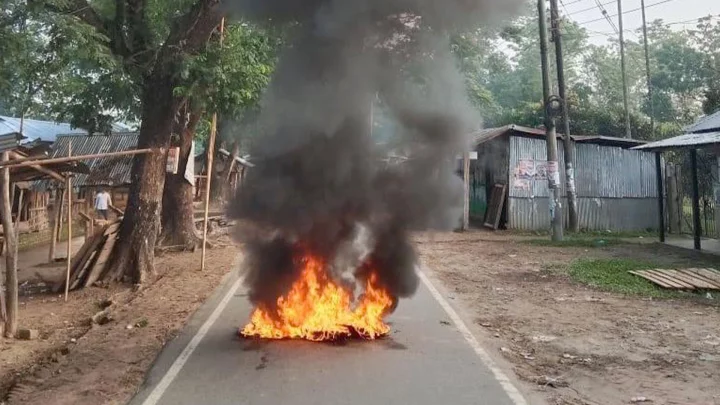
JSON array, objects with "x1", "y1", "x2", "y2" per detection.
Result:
[
  {"x1": 514, "y1": 160, "x2": 548, "y2": 182},
  {"x1": 513, "y1": 178, "x2": 530, "y2": 190},
  {"x1": 547, "y1": 161, "x2": 560, "y2": 188}
]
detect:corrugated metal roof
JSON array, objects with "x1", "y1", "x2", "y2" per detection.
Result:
[
  {"x1": 41, "y1": 133, "x2": 139, "y2": 187},
  {"x1": 471, "y1": 125, "x2": 546, "y2": 145},
  {"x1": 632, "y1": 131, "x2": 720, "y2": 152},
  {"x1": 473, "y1": 124, "x2": 646, "y2": 148},
  {"x1": 0, "y1": 133, "x2": 22, "y2": 153},
  {"x1": 571, "y1": 135, "x2": 646, "y2": 147},
  {"x1": 0, "y1": 115, "x2": 130, "y2": 142},
  {"x1": 685, "y1": 109, "x2": 720, "y2": 134}
]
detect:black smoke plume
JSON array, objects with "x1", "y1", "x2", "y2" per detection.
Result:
[{"x1": 225, "y1": 0, "x2": 521, "y2": 310}]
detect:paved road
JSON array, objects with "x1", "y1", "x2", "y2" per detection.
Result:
[{"x1": 130, "y1": 269, "x2": 526, "y2": 405}]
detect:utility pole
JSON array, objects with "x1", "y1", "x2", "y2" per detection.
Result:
[
  {"x1": 640, "y1": 0, "x2": 655, "y2": 137},
  {"x1": 549, "y1": 0, "x2": 579, "y2": 233},
  {"x1": 617, "y1": 0, "x2": 632, "y2": 138},
  {"x1": 539, "y1": 0, "x2": 563, "y2": 241},
  {"x1": 462, "y1": 150, "x2": 470, "y2": 231}
]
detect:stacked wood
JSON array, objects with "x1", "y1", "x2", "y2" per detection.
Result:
[
  {"x1": 630, "y1": 268, "x2": 720, "y2": 291},
  {"x1": 55, "y1": 220, "x2": 121, "y2": 292}
]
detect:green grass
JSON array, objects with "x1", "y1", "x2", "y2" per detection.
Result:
[
  {"x1": 514, "y1": 229, "x2": 656, "y2": 239},
  {"x1": 572, "y1": 230, "x2": 656, "y2": 238},
  {"x1": 523, "y1": 237, "x2": 627, "y2": 248},
  {"x1": 569, "y1": 258, "x2": 683, "y2": 298}
]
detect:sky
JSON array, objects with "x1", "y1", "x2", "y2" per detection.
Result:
[{"x1": 559, "y1": 0, "x2": 720, "y2": 45}]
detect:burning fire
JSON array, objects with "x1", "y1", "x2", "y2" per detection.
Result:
[{"x1": 241, "y1": 254, "x2": 394, "y2": 342}]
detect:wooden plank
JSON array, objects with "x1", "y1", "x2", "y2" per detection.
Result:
[
  {"x1": 68, "y1": 237, "x2": 105, "y2": 287},
  {"x1": 676, "y1": 269, "x2": 720, "y2": 290},
  {"x1": 633, "y1": 270, "x2": 684, "y2": 289},
  {"x1": 645, "y1": 269, "x2": 695, "y2": 289},
  {"x1": 664, "y1": 270, "x2": 714, "y2": 290},
  {"x1": 681, "y1": 268, "x2": 720, "y2": 289},
  {"x1": 646, "y1": 269, "x2": 697, "y2": 289},
  {"x1": 68, "y1": 229, "x2": 105, "y2": 273},
  {"x1": 53, "y1": 225, "x2": 108, "y2": 293},
  {"x1": 483, "y1": 184, "x2": 507, "y2": 230},
  {"x1": 84, "y1": 234, "x2": 117, "y2": 288},
  {"x1": 695, "y1": 268, "x2": 720, "y2": 285},
  {"x1": 109, "y1": 204, "x2": 124, "y2": 216},
  {"x1": 70, "y1": 246, "x2": 102, "y2": 290},
  {"x1": 194, "y1": 215, "x2": 222, "y2": 223},
  {"x1": 666, "y1": 269, "x2": 719, "y2": 290},
  {"x1": 629, "y1": 271, "x2": 675, "y2": 288}
]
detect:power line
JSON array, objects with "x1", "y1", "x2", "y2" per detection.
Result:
[
  {"x1": 666, "y1": 15, "x2": 720, "y2": 26},
  {"x1": 586, "y1": 29, "x2": 615, "y2": 37},
  {"x1": 564, "y1": 0, "x2": 614, "y2": 16},
  {"x1": 577, "y1": 0, "x2": 676, "y2": 25},
  {"x1": 593, "y1": 0, "x2": 618, "y2": 34},
  {"x1": 585, "y1": 14, "x2": 720, "y2": 37},
  {"x1": 559, "y1": 0, "x2": 571, "y2": 15},
  {"x1": 562, "y1": 0, "x2": 589, "y2": 6}
]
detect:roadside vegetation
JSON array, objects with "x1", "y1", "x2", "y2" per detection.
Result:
[{"x1": 568, "y1": 258, "x2": 684, "y2": 298}]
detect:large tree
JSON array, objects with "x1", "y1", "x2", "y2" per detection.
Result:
[
  {"x1": 3, "y1": 1, "x2": 277, "y2": 255},
  {"x1": 39, "y1": 0, "x2": 224, "y2": 282},
  {"x1": 693, "y1": 17, "x2": 720, "y2": 114},
  {"x1": 158, "y1": 22, "x2": 278, "y2": 248},
  {"x1": 0, "y1": 1, "x2": 127, "y2": 123}
]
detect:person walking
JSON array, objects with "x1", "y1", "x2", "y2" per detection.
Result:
[{"x1": 94, "y1": 188, "x2": 112, "y2": 220}]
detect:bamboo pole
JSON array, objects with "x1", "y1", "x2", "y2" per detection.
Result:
[
  {"x1": 64, "y1": 141, "x2": 72, "y2": 302},
  {"x1": 4, "y1": 152, "x2": 50, "y2": 166},
  {"x1": 0, "y1": 148, "x2": 157, "y2": 169},
  {"x1": 14, "y1": 189, "x2": 24, "y2": 239},
  {"x1": 49, "y1": 187, "x2": 64, "y2": 263},
  {"x1": 1, "y1": 151, "x2": 18, "y2": 337},
  {"x1": 9, "y1": 157, "x2": 65, "y2": 182},
  {"x1": 201, "y1": 17, "x2": 225, "y2": 271}
]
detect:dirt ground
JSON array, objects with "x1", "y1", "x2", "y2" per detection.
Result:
[
  {"x1": 417, "y1": 231, "x2": 720, "y2": 405},
  {"x1": 3, "y1": 229, "x2": 719, "y2": 405},
  {"x1": 0, "y1": 234, "x2": 240, "y2": 405}
]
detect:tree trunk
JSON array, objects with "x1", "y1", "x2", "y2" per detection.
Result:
[
  {"x1": 104, "y1": 73, "x2": 182, "y2": 284},
  {"x1": 159, "y1": 108, "x2": 202, "y2": 249}
]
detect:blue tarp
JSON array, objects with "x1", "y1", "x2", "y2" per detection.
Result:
[{"x1": 0, "y1": 115, "x2": 131, "y2": 143}]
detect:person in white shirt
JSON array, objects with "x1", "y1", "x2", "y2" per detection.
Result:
[{"x1": 94, "y1": 188, "x2": 112, "y2": 220}]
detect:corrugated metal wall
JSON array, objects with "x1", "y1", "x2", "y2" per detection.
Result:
[
  {"x1": 507, "y1": 136, "x2": 659, "y2": 231},
  {"x1": 508, "y1": 137, "x2": 566, "y2": 198},
  {"x1": 508, "y1": 197, "x2": 659, "y2": 231}
]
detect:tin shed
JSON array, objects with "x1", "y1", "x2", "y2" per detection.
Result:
[{"x1": 471, "y1": 125, "x2": 659, "y2": 232}]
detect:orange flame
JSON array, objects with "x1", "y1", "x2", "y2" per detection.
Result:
[{"x1": 241, "y1": 255, "x2": 394, "y2": 341}]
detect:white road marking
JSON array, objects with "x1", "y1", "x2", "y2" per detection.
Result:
[
  {"x1": 418, "y1": 268, "x2": 529, "y2": 405},
  {"x1": 141, "y1": 275, "x2": 244, "y2": 405}
]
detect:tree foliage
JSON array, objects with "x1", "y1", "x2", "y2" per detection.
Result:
[
  {"x1": 450, "y1": 7, "x2": 720, "y2": 140},
  {"x1": 0, "y1": 0, "x2": 279, "y2": 140}
]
